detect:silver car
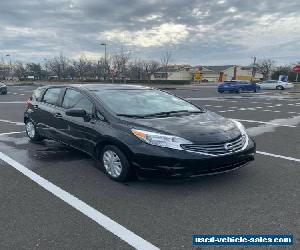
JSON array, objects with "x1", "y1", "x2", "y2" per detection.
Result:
[{"x1": 257, "y1": 80, "x2": 294, "y2": 90}]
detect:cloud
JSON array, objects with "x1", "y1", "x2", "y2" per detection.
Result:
[
  {"x1": 100, "y1": 23, "x2": 189, "y2": 47},
  {"x1": 0, "y1": 0, "x2": 299, "y2": 65}
]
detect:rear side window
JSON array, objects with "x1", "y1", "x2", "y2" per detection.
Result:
[
  {"x1": 33, "y1": 87, "x2": 46, "y2": 101},
  {"x1": 62, "y1": 89, "x2": 93, "y2": 114},
  {"x1": 42, "y1": 88, "x2": 63, "y2": 105}
]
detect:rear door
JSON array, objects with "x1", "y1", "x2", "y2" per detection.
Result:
[
  {"x1": 36, "y1": 87, "x2": 65, "y2": 139},
  {"x1": 266, "y1": 80, "x2": 275, "y2": 89},
  {"x1": 243, "y1": 82, "x2": 254, "y2": 91},
  {"x1": 60, "y1": 88, "x2": 98, "y2": 155}
]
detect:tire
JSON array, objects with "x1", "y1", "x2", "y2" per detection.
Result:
[
  {"x1": 25, "y1": 120, "x2": 44, "y2": 142},
  {"x1": 101, "y1": 145, "x2": 132, "y2": 182},
  {"x1": 276, "y1": 85, "x2": 284, "y2": 90},
  {"x1": 236, "y1": 88, "x2": 242, "y2": 94},
  {"x1": 254, "y1": 87, "x2": 260, "y2": 92},
  {"x1": 218, "y1": 90, "x2": 224, "y2": 93}
]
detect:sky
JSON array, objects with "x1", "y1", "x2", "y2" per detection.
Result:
[{"x1": 0, "y1": 0, "x2": 299, "y2": 66}]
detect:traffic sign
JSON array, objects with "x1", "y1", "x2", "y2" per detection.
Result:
[
  {"x1": 292, "y1": 65, "x2": 300, "y2": 73},
  {"x1": 194, "y1": 72, "x2": 202, "y2": 81}
]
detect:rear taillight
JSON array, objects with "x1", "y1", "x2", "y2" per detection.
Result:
[{"x1": 26, "y1": 97, "x2": 33, "y2": 108}]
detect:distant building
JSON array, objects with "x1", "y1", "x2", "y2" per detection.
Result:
[
  {"x1": 191, "y1": 65, "x2": 263, "y2": 82},
  {"x1": 151, "y1": 65, "x2": 193, "y2": 81}
]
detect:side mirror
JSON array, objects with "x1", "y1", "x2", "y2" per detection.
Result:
[{"x1": 65, "y1": 109, "x2": 87, "y2": 117}]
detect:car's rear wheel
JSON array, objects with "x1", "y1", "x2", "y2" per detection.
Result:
[
  {"x1": 236, "y1": 88, "x2": 242, "y2": 93},
  {"x1": 276, "y1": 85, "x2": 284, "y2": 90},
  {"x1": 25, "y1": 120, "x2": 44, "y2": 142},
  {"x1": 218, "y1": 90, "x2": 224, "y2": 93},
  {"x1": 101, "y1": 145, "x2": 132, "y2": 182}
]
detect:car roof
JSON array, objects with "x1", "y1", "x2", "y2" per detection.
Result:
[
  {"x1": 224, "y1": 80, "x2": 249, "y2": 83},
  {"x1": 44, "y1": 84, "x2": 153, "y2": 91}
]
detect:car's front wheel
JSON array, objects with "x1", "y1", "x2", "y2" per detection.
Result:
[
  {"x1": 101, "y1": 145, "x2": 132, "y2": 182},
  {"x1": 276, "y1": 85, "x2": 284, "y2": 90},
  {"x1": 25, "y1": 120, "x2": 44, "y2": 142}
]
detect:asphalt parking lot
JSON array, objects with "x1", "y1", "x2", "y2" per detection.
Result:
[{"x1": 0, "y1": 85, "x2": 299, "y2": 250}]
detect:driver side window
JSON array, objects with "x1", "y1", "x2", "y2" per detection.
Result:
[{"x1": 62, "y1": 89, "x2": 93, "y2": 114}]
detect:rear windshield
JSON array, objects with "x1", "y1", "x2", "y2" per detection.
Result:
[{"x1": 93, "y1": 89, "x2": 200, "y2": 116}]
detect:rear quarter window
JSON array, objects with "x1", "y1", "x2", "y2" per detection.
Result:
[
  {"x1": 42, "y1": 88, "x2": 63, "y2": 106},
  {"x1": 32, "y1": 87, "x2": 46, "y2": 101}
]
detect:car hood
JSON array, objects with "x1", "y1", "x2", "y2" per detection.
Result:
[{"x1": 124, "y1": 111, "x2": 241, "y2": 143}]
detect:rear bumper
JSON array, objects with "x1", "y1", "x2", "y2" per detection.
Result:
[{"x1": 130, "y1": 138, "x2": 256, "y2": 178}]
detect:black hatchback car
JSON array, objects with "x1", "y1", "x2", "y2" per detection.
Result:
[{"x1": 24, "y1": 84, "x2": 256, "y2": 182}]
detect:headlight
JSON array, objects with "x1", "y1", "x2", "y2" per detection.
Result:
[{"x1": 132, "y1": 129, "x2": 192, "y2": 150}]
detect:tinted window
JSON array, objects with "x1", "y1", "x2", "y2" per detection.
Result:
[
  {"x1": 94, "y1": 89, "x2": 200, "y2": 116},
  {"x1": 62, "y1": 89, "x2": 93, "y2": 114},
  {"x1": 42, "y1": 88, "x2": 62, "y2": 105}
]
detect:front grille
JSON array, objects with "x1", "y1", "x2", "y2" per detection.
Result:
[{"x1": 181, "y1": 134, "x2": 248, "y2": 156}]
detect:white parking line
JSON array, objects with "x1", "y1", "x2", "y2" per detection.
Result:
[
  {"x1": 0, "y1": 119, "x2": 24, "y2": 126},
  {"x1": 0, "y1": 131, "x2": 25, "y2": 136},
  {"x1": 0, "y1": 152, "x2": 159, "y2": 250},
  {"x1": 235, "y1": 119, "x2": 297, "y2": 127},
  {"x1": 257, "y1": 151, "x2": 300, "y2": 163}
]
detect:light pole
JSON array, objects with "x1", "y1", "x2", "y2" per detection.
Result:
[
  {"x1": 100, "y1": 43, "x2": 107, "y2": 81},
  {"x1": 5, "y1": 54, "x2": 11, "y2": 81}
]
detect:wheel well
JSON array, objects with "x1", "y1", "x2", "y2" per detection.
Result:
[{"x1": 94, "y1": 138, "x2": 132, "y2": 161}]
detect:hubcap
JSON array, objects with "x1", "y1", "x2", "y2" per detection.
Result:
[
  {"x1": 103, "y1": 150, "x2": 122, "y2": 178},
  {"x1": 26, "y1": 122, "x2": 35, "y2": 138}
]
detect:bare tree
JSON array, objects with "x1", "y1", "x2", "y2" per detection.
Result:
[
  {"x1": 26, "y1": 63, "x2": 44, "y2": 79},
  {"x1": 95, "y1": 57, "x2": 110, "y2": 80},
  {"x1": 256, "y1": 59, "x2": 275, "y2": 80},
  {"x1": 144, "y1": 60, "x2": 160, "y2": 83},
  {"x1": 45, "y1": 54, "x2": 69, "y2": 80},
  {"x1": 160, "y1": 51, "x2": 172, "y2": 80},
  {"x1": 13, "y1": 62, "x2": 27, "y2": 80},
  {"x1": 73, "y1": 57, "x2": 92, "y2": 80},
  {"x1": 128, "y1": 60, "x2": 146, "y2": 80},
  {"x1": 111, "y1": 52, "x2": 130, "y2": 83}
]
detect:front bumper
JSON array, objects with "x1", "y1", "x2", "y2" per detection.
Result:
[{"x1": 130, "y1": 138, "x2": 256, "y2": 178}]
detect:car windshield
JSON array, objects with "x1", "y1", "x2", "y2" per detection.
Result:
[{"x1": 93, "y1": 89, "x2": 201, "y2": 116}]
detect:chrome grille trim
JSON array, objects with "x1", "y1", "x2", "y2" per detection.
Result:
[{"x1": 181, "y1": 134, "x2": 249, "y2": 156}]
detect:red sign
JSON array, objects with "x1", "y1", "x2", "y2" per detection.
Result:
[{"x1": 292, "y1": 65, "x2": 300, "y2": 73}]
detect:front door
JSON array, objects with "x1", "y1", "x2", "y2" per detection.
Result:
[{"x1": 60, "y1": 88, "x2": 98, "y2": 155}]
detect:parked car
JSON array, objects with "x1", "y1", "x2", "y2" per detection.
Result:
[
  {"x1": 24, "y1": 84, "x2": 256, "y2": 182},
  {"x1": 0, "y1": 82, "x2": 7, "y2": 95},
  {"x1": 218, "y1": 80, "x2": 259, "y2": 93},
  {"x1": 256, "y1": 80, "x2": 294, "y2": 90}
]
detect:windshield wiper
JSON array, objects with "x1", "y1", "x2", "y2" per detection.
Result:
[
  {"x1": 117, "y1": 109, "x2": 205, "y2": 119},
  {"x1": 116, "y1": 114, "x2": 146, "y2": 118},
  {"x1": 142, "y1": 109, "x2": 205, "y2": 117}
]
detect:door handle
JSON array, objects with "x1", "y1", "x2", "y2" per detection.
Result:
[{"x1": 54, "y1": 113, "x2": 62, "y2": 118}]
